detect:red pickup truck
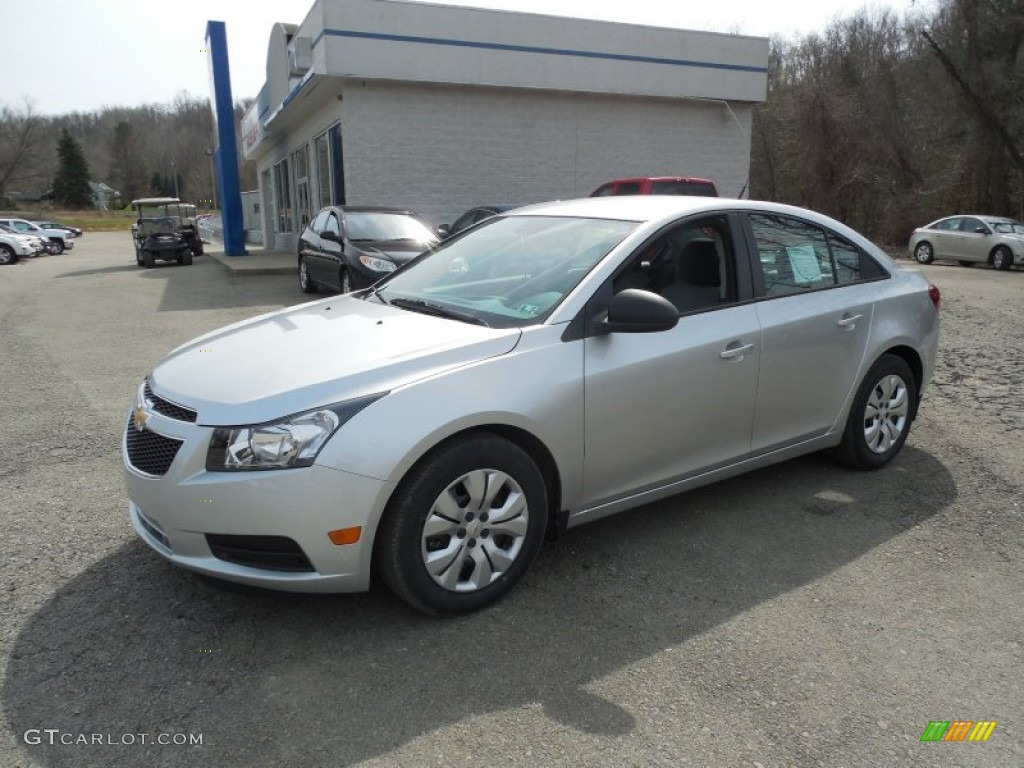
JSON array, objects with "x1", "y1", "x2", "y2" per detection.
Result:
[{"x1": 590, "y1": 176, "x2": 719, "y2": 197}]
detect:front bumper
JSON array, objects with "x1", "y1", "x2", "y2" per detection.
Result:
[{"x1": 123, "y1": 406, "x2": 395, "y2": 593}]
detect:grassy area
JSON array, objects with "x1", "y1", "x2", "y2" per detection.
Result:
[{"x1": 0, "y1": 208, "x2": 221, "y2": 232}]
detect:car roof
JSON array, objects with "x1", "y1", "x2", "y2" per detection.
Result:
[
  {"x1": 131, "y1": 197, "x2": 181, "y2": 205},
  {"x1": 330, "y1": 206, "x2": 421, "y2": 215},
  {"x1": 503, "y1": 196, "x2": 763, "y2": 223},
  {"x1": 602, "y1": 176, "x2": 716, "y2": 184}
]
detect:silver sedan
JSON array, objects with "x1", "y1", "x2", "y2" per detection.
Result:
[
  {"x1": 909, "y1": 214, "x2": 1024, "y2": 270},
  {"x1": 123, "y1": 197, "x2": 941, "y2": 614}
]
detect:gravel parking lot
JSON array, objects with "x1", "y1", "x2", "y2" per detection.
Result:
[{"x1": 1, "y1": 233, "x2": 1021, "y2": 767}]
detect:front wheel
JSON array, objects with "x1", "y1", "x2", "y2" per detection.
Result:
[
  {"x1": 0, "y1": 244, "x2": 18, "y2": 265},
  {"x1": 142, "y1": 250, "x2": 155, "y2": 269},
  {"x1": 376, "y1": 434, "x2": 548, "y2": 615},
  {"x1": 991, "y1": 245, "x2": 1013, "y2": 271},
  {"x1": 49, "y1": 239, "x2": 65, "y2": 255},
  {"x1": 340, "y1": 267, "x2": 352, "y2": 294},
  {"x1": 298, "y1": 256, "x2": 317, "y2": 293},
  {"x1": 913, "y1": 242, "x2": 934, "y2": 264},
  {"x1": 832, "y1": 354, "x2": 917, "y2": 470},
  {"x1": 181, "y1": 251, "x2": 193, "y2": 266}
]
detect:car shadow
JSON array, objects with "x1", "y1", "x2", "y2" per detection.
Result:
[
  {"x1": 55, "y1": 264, "x2": 142, "y2": 278},
  {"x1": 4, "y1": 447, "x2": 954, "y2": 766}
]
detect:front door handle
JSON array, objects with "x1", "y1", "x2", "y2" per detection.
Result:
[
  {"x1": 837, "y1": 313, "x2": 863, "y2": 330},
  {"x1": 720, "y1": 342, "x2": 755, "y2": 361}
]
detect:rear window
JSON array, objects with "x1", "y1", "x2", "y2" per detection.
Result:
[{"x1": 650, "y1": 180, "x2": 718, "y2": 196}]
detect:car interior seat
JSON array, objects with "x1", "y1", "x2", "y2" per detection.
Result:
[{"x1": 661, "y1": 239, "x2": 722, "y2": 313}]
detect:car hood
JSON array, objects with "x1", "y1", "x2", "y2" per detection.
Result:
[{"x1": 149, "y1": 296, "x2": 520, "y2": 425}]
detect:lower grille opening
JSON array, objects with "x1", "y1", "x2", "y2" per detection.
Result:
[{"x1": 205, "y1": 534, "x2": 314, "y2": 573}]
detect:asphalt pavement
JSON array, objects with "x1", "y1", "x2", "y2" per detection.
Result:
[{"x1": 1, "y1": 234, "x2": 1021, "y2": 767}]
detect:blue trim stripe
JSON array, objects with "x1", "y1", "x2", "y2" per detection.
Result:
[{"x1": 316, "y1": 28, "x2": 767, "y2": 74}]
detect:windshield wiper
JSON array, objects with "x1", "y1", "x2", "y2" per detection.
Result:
[
  {"x1": 388, "y1": 298, "x2": 489, "y2": 326},
  {"x1": 370, "y1": 285, "x2": 389, "y2": 305}
]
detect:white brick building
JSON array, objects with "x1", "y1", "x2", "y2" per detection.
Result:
[{"x1": 240, "y1": 0, "x2": 768, "y2": 251}]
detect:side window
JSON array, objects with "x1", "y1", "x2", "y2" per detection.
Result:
[
  {"x1": 613, "y1": 216, "x2": 735, "y2": 314},
  {"x1": 451, "y1": 210, "x2": 477, "y2": 234},
  {"x1": 310, "y1": 211, "x2": 329, "y2": 233},
  {"x1": 325, "y1": 213, "x2": 341, "y2": 236},
  {"x1": 617, "y1": 182, "x2": 641, "y2": 196},
  {"x1": 749, "y1": 214, "x2": 834, "y2": 297},
  {"x1": 592, "y1": 185, "x2": 614, "y2": 197},
  {"x1": 938, "y1": 217, "x2": 962, "y2": 231},
  {"x1": 960, "y1": 217, "x2": 986, "y2": 233}
]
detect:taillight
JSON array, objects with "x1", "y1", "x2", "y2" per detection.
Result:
[{"x1": 928, "y1": 284, "x2": 941, "y2": 310}]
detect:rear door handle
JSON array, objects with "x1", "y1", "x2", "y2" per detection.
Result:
[
  {"x1": 720, "y1": 342, "x2": 755, "y2": 361},
  {"x1": 837, "y1": 313, "x2": 863, "y2": 329}
]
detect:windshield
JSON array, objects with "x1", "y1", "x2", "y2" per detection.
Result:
[
  {"x1": 989, "y1": 221, "x2": 1024, "y2": 234},
  {"x1": 375, "y1": 215, "x2": 637, "y2": 328},
  {"x1": 650, "y1": 181, "x2": 717, "y2": 196},
  {"x1": 346, "y1": 212, "x2": 436, "y2": 243}
]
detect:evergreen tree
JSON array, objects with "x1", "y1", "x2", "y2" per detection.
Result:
[{"x1": 52, "y1": 128, "x2": 93, "y2": 208}]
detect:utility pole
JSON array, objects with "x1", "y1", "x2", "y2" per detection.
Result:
[{"x1": 205, "y1": 148, "x2": 217, "y2": 210}]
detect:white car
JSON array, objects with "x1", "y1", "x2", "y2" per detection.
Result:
[
  {"x1": 0, "y1": 218, "x2": 74, "y2": 254},
  {"x1": 124, "y1": 197, "x2": 941, "y2": 615},
  {"x1": 909, "y1": 215, "x2": 1024, "y2": 270},
  {"x1": 0, "y1": 229, "x2": 34, "y2": 264}
]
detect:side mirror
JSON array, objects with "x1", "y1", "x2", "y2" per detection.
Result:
[
  {"x1": 437, "y1": 224, "x2": 451, "y2": 238},
  {"x1": 321, "y1": 230, "x2": 340, "y2": 243},
  {"x1": 599, "y1": 289, "x2": 679, "y2": 334},
  {"x1": 974, "y1": 226, "x2": 989, "y2": 235}
]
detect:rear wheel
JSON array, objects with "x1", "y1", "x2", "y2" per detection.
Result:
[
  {"x1": 298, "y1": 257, "x2": 317, "y2": 293},
  {"x1": 913, "y1": 242, "x2": 934, "y2": 264},
  {"x1": 134, "y1": 243, "x2": 143, "y2": 266},
  {"x1": 180, "y1": 250, "x2": 193, "y2": 266},
  {"x1": 0, "y1": 244, "x2": 18, "y2": 265},
  {"x1": 376, "y1": 434, "x2": 548, "y2": 615},
  {"x1": 142, "y1": 250, "x2": 155, "y2": 269},
  {"x1": 832, "y1": 354, "x2": 916, "y2": 470},
  {"x1": 50, "y1": 238, "x2": 65, "y2": 255},
  {"x1": 991, "y1": 245, "x2": 1013, "y2": 271}
]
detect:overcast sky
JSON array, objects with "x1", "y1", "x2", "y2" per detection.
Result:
[{"x1": 9, "y1": 0, "x2": 933, "y2": 115}]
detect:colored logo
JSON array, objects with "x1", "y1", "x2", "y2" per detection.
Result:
[
  {"x1": 920, "y1": 720, "x2": 997, "y2": 742},
  {"x1": 132, "y1": 406, "x2": 149, "y2": 432}
]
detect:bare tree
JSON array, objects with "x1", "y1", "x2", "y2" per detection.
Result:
[{"x1": 0, "y1": 99, "x2": 44, "y2": 204}]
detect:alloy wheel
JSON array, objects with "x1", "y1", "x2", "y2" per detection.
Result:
[{"x1": 863, "y1": 374, "x2": 909, "y2": 454}]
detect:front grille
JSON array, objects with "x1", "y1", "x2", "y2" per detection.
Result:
[
  {"x1": 206, "y1": 535, "x2": 315, "y2": 572},
  {"x1": 126, "y1": 417, "x2": 183, "y2": 476},
  {"x1": 145, "y1": 382, "x2": 197, "y2": 423}
]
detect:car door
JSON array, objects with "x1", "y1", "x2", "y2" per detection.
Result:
[
  {"x1": 743, "y1": 212, "x2": 877, "y2": 453},
  {"x1": 320, "y1": 211, "x2": 345, "y2": 289},
  {"x1": 302, "y1": 210, "x2": 329, "y2": 282},
  {"x1": 581, "y1": 213, "x2": 761, "y2": 507},
  {"x1": 957, "y1": 216, "x2": 990, "y2": 262}
]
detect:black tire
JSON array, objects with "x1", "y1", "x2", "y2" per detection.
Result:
[
  {"x1": 142, "y1": 250, "x2": 155, "y2": 269},
  {"x1": 991, "y1": 245, "x2": 1013, "y2": 271},
  {"x1": 298, "y1": 256, "x2": 317, "y2": 293},
  {"x1": 832, "y1": 354, "x2": 917, "y2": 470},
  {"x1": 135, "y1": 243, "x2": 143, "y2": 266},
  {"x1": 182, "y1": 251, "x2": 193, "y2": 266},
  {"x1": 341, "y1": 267, "x2": 352, "y2": 294},
  {"x1": 913, "y1": 242, "x2": 934, "y2": 265},
  {"x1": 958, "y1": 260, "x2": 974, "y2": 267},
  {"x1": 376, "y1": 433, "x2": 548, "y2": 615},
  {"x1": 0, "y1": 244, "x2": 18, "y2": 265},
  {"x1": 50, "y1": 238, "x2": 65, "y2": 254}
]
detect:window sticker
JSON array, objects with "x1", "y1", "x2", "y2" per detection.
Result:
[{"x1": 786, "y1": 244, "x2": 823, "y2": 284}]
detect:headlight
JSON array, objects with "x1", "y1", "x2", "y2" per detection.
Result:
[
  {"x1": 358, "y1": 254, "x2": 397, "y2": 272},
  {"x1": 205, "y1": 393, "x2": 386, "y2": 471}
]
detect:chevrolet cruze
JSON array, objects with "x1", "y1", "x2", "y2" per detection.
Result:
[{"x1": 123, "y1": 197, "x2": 940, "y2": 614}]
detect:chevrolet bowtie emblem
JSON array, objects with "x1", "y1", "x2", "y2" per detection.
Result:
[{"x1": 133, "y1": 406, "x2": 150, "y2": 432}]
